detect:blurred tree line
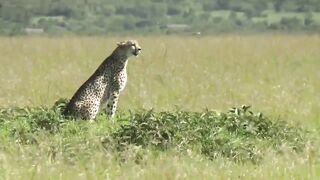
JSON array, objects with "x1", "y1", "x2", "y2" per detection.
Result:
[{"x1": 0, "y1": 0, "x2": 320, "y2": 35}]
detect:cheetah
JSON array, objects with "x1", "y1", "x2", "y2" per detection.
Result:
[{"x1": 63, "y1": 40, "x2": 142, "y2": 120}]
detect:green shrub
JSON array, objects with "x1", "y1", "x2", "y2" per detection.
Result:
[
  {"x1": 0, "y1": 101, "x2": 307, "y2": 164},
  {"x1": 110, "y1": 105, "x2": 306, "y2": 163},
  {"x1": 280, "y1": 17, "x2": 303, "y2": 29}
]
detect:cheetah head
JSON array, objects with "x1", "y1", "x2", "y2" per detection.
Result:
[{"x1": 117, "y1": 40, "x2": 142, "y2": 57}]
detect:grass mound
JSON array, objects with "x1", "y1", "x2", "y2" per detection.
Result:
[
  {"x1": 111, "y1": 106, "x2": 306, "y2": 163},
  {"x1": 0, "y1": 101, "x2": 306, "y2": 164}
]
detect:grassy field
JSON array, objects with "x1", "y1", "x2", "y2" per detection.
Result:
[{"x1": 0, "y1": 35, "x2": 320, "y2": 179}]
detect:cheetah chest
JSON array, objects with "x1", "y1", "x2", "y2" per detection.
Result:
[{"x1": 118, "y1": 69, "x2": 127, "y2": 91}]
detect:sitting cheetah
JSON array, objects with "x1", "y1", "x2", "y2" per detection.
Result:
[{"x1": 63, "y1": 40, "x2": 141, "y2": 120}]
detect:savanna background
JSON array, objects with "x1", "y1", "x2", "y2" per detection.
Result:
[{"x1": 0, "y1": 0, "x2": 320, "y2": 179}]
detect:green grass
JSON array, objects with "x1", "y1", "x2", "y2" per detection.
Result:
[
  {"x1": 0, "y1": 35, "x2": 320, "y2": 179},
  {"x1": 0, "y1": 102, "x2": 312, "y2": 179}
]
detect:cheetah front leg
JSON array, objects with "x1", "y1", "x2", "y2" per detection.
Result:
[{"x1": 106, "y1": 90, "x2": 120, "y2": 118}]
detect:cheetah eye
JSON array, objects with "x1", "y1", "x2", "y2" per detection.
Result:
[{"x1": 132, "y1": 45, "x2": 141, "y2": 50}]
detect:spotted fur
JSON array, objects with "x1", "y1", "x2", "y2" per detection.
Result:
[{"x1": 63, "y1": 40, "x2": 141, "y2": 120}]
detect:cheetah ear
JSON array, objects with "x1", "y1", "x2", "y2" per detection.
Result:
[{"x1": 117, "y1": 41, "x2": 126, "y2": 46}]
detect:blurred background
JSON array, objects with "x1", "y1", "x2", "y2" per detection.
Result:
[{"x1": 1, "y1": 0, "x2": 320, "y2": 36}]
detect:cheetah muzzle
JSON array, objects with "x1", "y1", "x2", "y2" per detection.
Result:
[{"x1": 63, "y1": 40, "x2": 142, "y2": 120}]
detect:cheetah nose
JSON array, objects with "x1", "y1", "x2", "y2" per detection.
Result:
[{"x1": 138, "y1": 48, "x2": 141, "y2": 51}]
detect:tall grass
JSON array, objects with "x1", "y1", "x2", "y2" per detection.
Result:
[
  {"x1": 0, "y1": 35, "x2": 319, "y2": 179},
  {"x1": 0, "y1": 35, "x2": 319, "y2": 124},
  {"x1": 0, "y1": 102, "x2": 312, "y2": 179}
]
